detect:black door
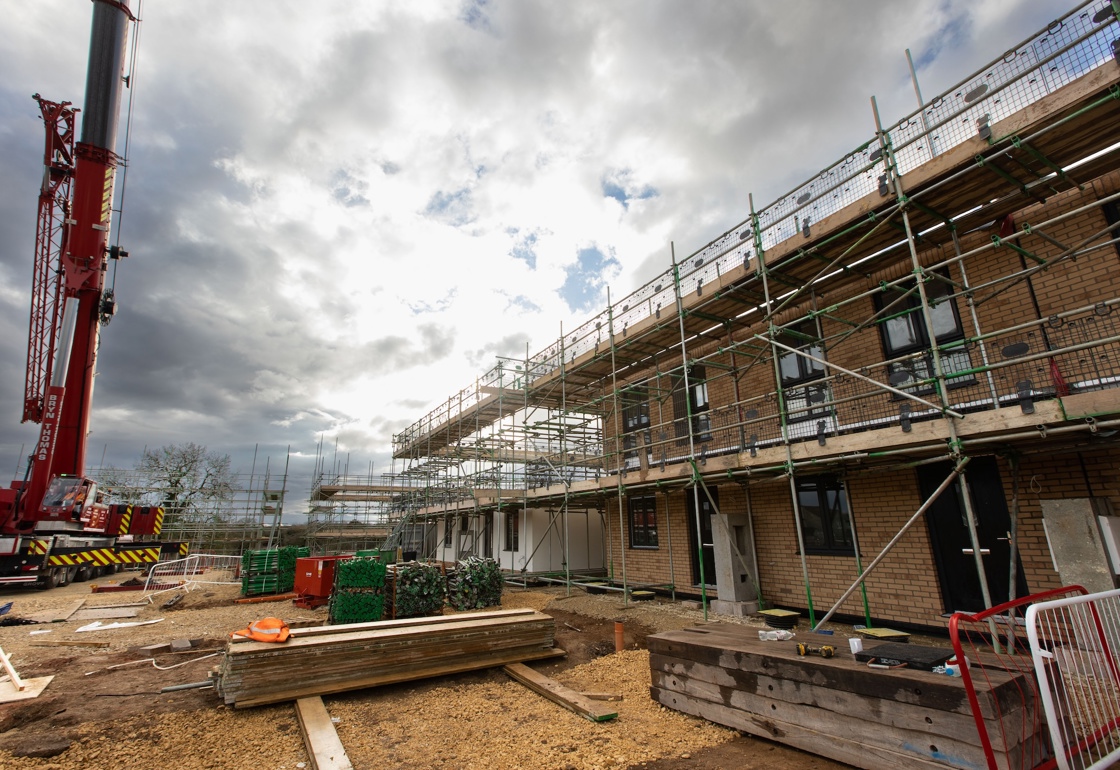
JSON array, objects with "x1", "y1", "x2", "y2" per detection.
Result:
[
  {"x1": 918, "y1": 457, "x2": 1028, "y2": 613},
  {"x1": 686, "y1": 485, "x2": 718, "y2": 587}
]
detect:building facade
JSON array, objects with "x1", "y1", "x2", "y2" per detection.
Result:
[{"x1": 390, "y1": 2, "x2": 1120, "y2": 630}]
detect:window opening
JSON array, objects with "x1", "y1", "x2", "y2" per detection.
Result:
[
  {"x1": 873, "y1": 271, "x2": 972, "y2": 394},
  {"x1": 796, "y1": 475, "x2": 855, "y2": 555},
  {"x1": 628, "y1": 495, "x2": 659, "y2": 548}
]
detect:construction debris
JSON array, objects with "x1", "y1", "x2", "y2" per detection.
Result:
[
  {"x1": 504, "y1": 662, "x2": 618, "y2": 722},
  {"x1": 0, "y1": 646, "x2": 52, "y2": 702},
  {"x1": 234, "y1": 592, "x2": 298, "y2": 604},
  {"x1": 26, "y1": 599, "x2": 85, "y2": 624},
  {"x1": 71, "y1": 607, "x2": 141, "y2": 621},
  {"x1": 213, "y1": 608, "x2": 561, "y2": 708},
  {"x1": 75, "y1": 618, "x2": 164, "y2": 633}
]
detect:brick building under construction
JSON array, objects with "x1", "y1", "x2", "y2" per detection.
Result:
[{"x1": 379, "y1": 0, "x2": 1120, "y2": 632}]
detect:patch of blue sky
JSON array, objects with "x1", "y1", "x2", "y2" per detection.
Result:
[
  {"x1": 559, "y1": 245, "x2": 620, "y2": 313},
  {"x1": 600, "y1": 169, "x2": 658, "y2": 211},
  {"x1": 508, "y1": 227, "x2": 541, "y2": 269},
  {"x1": 423, "y1": 188, "x2": 475, "y2": 227},
  {"x1": 506, "y1": 294, "x2": 541, "y2": 314},
  {"x1": 329, "y1": 169, "x2": 370, "y2": 208},
  {"x1": 461, "y1": 0, "x2": 492, "y2": 32},
  {"x1": 408, "y1": 290, "x2": 457, "y2": 316}
]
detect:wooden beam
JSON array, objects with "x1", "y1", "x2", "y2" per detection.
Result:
[
  {"x1": 295, "y1": 696, "x2": 354, "y2": 770},
  {"x1": 503, "y1": 662, "x2": 618, "y2": 722}
]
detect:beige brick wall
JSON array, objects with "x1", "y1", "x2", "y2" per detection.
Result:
[{"x1": 592, "y1": 169, "x2": 1120, "y2": 630}]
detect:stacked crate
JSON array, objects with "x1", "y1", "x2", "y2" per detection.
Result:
[
  {"x1": 387, "y1": 561, "x2": 446, "y2": 619},
  {"x1": 240, "y1": 546, "x2": 310, "y2": 596},
  {"x1": 328, "y1": 556, "x2": 387, "y2": 624}
]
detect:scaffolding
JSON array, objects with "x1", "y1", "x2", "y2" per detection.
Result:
[
  {"x1": 86, "y1": 457, "x2": 289, "y2": 556},
  {"x1": 388, "y1": 1, "x2": 1120, "y2": 620}
]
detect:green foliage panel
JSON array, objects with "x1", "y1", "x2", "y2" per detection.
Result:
[
  {"x1": 390, "y1": 562, "x2": 446, "y2": 619},
  {"x1": 328, "y1": 587, "x2": 385, "y2": 625},
  {"x1": 336, "y1": 557, "x2": 386, "y2": 589},
  {"x1": 446, "y1": 557, "x2": 503, "y2": 611}
]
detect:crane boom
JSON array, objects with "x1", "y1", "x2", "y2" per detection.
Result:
[{"x1": 0, "y1": 0, "x2": 186, "y2": 587}]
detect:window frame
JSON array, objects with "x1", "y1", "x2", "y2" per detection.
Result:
[
  {"x1": 628, "y1": 495, "x2": 659, "y2": 549},
  {"x1": 777, "y1": 319, "x2": 831, "y2": 425},
  {"x1": 503, "y1": 510, "x2": 519, "y2": 552},
  {"x1": 621, "y1": 385, "x2": 652, "y2": 468},
  {"x1": 873, "y1": 271, "x2": 972, "y2": 395},
  {"x1": 795, "y1": 475, "x2": 855, "y2": 556},
  {"x1": 673, "y1": 365, "x2": 712, "y2": 444}
]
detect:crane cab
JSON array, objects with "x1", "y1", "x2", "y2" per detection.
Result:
[{"x1": 38, "y1": 476, "x2": 110, "y2": 532}]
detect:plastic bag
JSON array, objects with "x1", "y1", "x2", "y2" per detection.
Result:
[{"x1": 758, "y1": 629, "x2": 795, "y2": 641}]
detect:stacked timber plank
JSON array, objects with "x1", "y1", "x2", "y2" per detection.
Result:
[
  {"x1": 214, "y1": 608, "x2": 560, "y2": 708},
  {"x1": 648, "y1": 624, "x2": 1044, "y2": 770}
]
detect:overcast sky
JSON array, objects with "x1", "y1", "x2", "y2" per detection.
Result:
[{"x1": 0, "y1": 0, "x2": 1071, "y2": 514}]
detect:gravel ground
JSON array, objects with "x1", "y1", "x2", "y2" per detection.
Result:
[{"x1": 0, "y1": 579, "x2": 856, "y2": 769}]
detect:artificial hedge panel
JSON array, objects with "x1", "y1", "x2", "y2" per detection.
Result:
[
  {"x1": 389, "y1": 561, "x2": 446, "y2": 619},
  {"x1": 446, "y1": 557, "x2": 503, "y2": 611}
]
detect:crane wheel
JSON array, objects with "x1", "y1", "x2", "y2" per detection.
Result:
[
  {"x1": 74, "y1": 565, "x2": 92, "y2": 583},
  {"x1": 36, "y1": 568, "x2": 61, "y2": 590},
  {"x1": 57, "y1": 565, "x2": 77, "y2": 587}
]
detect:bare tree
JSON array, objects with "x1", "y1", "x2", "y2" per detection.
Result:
[{"x1": 136, "y1": 443, "x2": 235, "y2": 522}]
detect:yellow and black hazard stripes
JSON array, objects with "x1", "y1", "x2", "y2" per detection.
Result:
[
  {"x1": 178, "y1": 542, "x2": 189, "y2": 556},
  {"x1": 115, "y1": 507, "x2": 132, "y2": 535},
  {"x1": 46, "y1": 546, "x2": 162, "y2": 567},
  {"x1": 27, "y1": 539, "x2": 51, "y2": 556},
  {"x1": 78, "y1": 548, "x2": 118, "y2": 567},
  {"x1": 112, "y1": 547, "x2": 161, "y2": 564},
  {"x1": 107, "y1": 505, "x2": 165, "y2": 536},
  {"x1": 46, "y1": 552, "x2": 83, "y2": 567}
]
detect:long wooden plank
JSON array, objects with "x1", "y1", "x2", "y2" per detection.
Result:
[
  {"x1": 221, "y1": 640, "x2": 559, "y2": 697},
  {"x1": 218, "y1": 611, "x2": 560, "y2": 707},
  {"x1": 503, "y1": 663, "x2": 617, "y2": 722},
  {"x1": 221, "y1": 627, "x2": 556, "y2": 685},
  {"x1": 222, "y1": 622, "x2": 553, "y2": 666},
  {"x1": 295, "y1": 697, "x2": 353, "y2": 770},
  {"x1": 225, "y1": 631, "x2": 555, "y2": 673},
  {"x1": 229, "y1": 612, "x2": 551, "y2": 652},
  {"x1": 230, "y1": 608, "x2": 537, "y2": 643},
  {"x1": 231, "y1": 647, "x2": 566, "y2": 708}
]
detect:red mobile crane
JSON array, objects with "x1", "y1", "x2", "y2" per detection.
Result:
[{"x1": 0, "y1": 0, "x2": 184, "y2": 588}]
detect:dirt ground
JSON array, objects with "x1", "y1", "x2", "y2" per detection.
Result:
[{"x1": 0, "y1": 578, "x2": 861, "y2": 769}]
